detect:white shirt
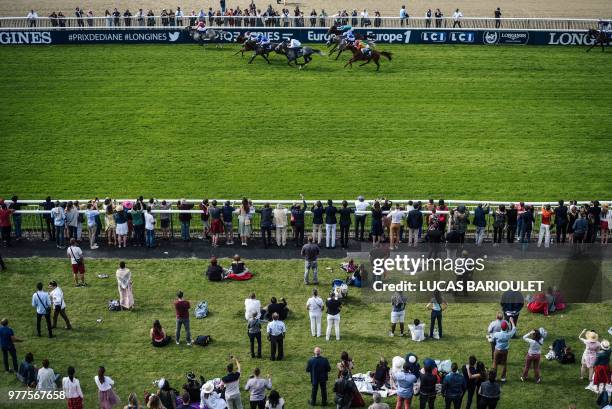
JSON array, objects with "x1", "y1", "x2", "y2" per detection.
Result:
[
  {"x1": 67, "y1": 246, "x2": 83, "y2": 264},
  {"x1": 387, "y1": 209, "x2": 405, "y2": 224},
  {"x1": 144, "y1": 212, "x2": 156, "y2": 230},
  {"x1": 408, "y1": 323, "x2": 425, "y2": 342},
  {"x1": 50, "y1": 287, "x2": 66, "y2": 309},
  {"x1": 94, "y1": 375, "x2": 114, "y2": 392},
  {"x1": 361, "y1": 11, "x2": 368, "y2": 18},
  {"x1": 37, "y1": 367, "x2": 57, "y2": 391},
  {"x1": 62, "y1": 377, "x2": 83, "y2": 398},
  {"x1": 453, "y1": 11, "x2": 463, "y2": 20},
  {"x1": 266, "y1": 397, "x2": 285, "y2": 408},
  {"x1": 245, "y1": 298, "x2": 261, "y2": 320},
  {"x1": 306, "y1": 296, "x2": 324, "y2": 314},
  {"x1": 200, "y1": 391, "x2": 226, "y2": 409},
  {"x1": 354, "y1": 201, "x2": 369, "y2": 214},
  {"x1": 176, "y1": 9, "x2": 183, "y2": 17},
  {"x1": 27, "y1": 11, "x2": 38, "y2": 19},
  {"x1": 399, "y1": 9, "x2": 407, "y2": 18}
]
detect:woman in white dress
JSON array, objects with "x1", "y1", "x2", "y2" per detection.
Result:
[{"x1": 115, "y1": 261, "x2": 134, "y2": 310}]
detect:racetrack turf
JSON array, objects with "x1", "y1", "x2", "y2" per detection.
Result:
[{"x1": 1, "y1": 44, "x2": 611, "y2": 200}]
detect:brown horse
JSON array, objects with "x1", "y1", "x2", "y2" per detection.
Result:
[
  {"x1": 586, "y1": 28, "x2": 610, "y2": 52},
  {"x1": 343, "y1": 45, "x2": 392, "y2": 71}
]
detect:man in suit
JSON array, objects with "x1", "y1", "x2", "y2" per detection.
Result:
[{"x1": 306, "y1": 346, "x2": 331, "y2": 406}]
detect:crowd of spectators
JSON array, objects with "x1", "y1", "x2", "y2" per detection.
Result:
[{"x1": 21, "y1": 4, "x2": 510, "y2": 29}]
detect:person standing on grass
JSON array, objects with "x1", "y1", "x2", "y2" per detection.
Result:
[
  {"x1": 487, "y1": 312, "x2": 504, "y2": 360},
  {"x1": 67, "y1": 238, "x2": 86, "y2": 287},
  {"x1": 426, "y1": 290, "x2": 447, "y2": 339},
  {"x1": 0, "y1": 318, "x2": 22, "y2": 373},
  {"x1": 85, "y1": 203, "x2": 100, "y2": 250},
  {"x1": 116, "y1": 262, "x2": 134, "y2": 311},
  {"x1": 491, "y1": 316, "x2": 516, "y2": 383},
  {"x1": 301, "y1": 237, "x2": 320, "y2": 285},
  {"x1": 144, "y1": 206, "x2": 156, "y2": 248},
  {"x1": 174, "y1": 291, "x2": 192, "y2": 346},
  {"x1": 354, "y1": 196, "x2": 368, "y2": 242},
  {"x1": 555, "y1": 200, "x2": 568, "y2": 244},
  {"x1": 32, "y1": 282, "x2": 53, "y2": 338},
  {"x1": 267, "y1": 313, "x2": 286, "y2": 361},
  {"x1": 390, "y1": 291, "x2": 407, "y2": 337},
  {"x1": 306, "y1": 347, "x2": 331, "y2": 406},
  {"x1": 418, "y1": 363, "x2": 438, "y2": 409},
  {"x1": 222, "y1": 357, "x2": 242, "y2": 409},
  {"x1": 325, "y1": 292, "x2": 342, "y2": 341},
  {"x1": 478, "y1": 370, "x2": 501, "y2": 409},
  {"x1": 104, "y1": 204, "x2": 116, "y2": 247},
  {"x1": 442, "y1": 362, "x2": 466, "y2": 409},
  {"x1": 537, "y1": 205, "x2": 553, "y2": 248},
  {"x1": 63, "y1": 366, "x2": 84, "y2": 409},
  {"x1": 392, "y1": 362, "x2": 417, "y2": 409},
  {"x1": 37, "y1": 359, "x2": 57, "y2": 391},
  {"x1": 306, "y1": 289, "x2": 324, "y2": 337},
  {"x1": 95, "y1": 366, "x2": 120, "y2": 409},
  {"x1": 248, "y1": 312, "x2": 264, "y2": 359},
  {"x1": 245, "y1": 367, "x2": 272, "y2": 409},
  {"x1": 0, "y1": 203, "x2": 14, "y2": 247},
  {"x1": 48, "y1": 281, "x2": 72, "y2": 330},
  {"x1": 324, "y1": 200, "x2": 338, "y2": 249},
  {"x1": 521, "y1": 328, "x2": 546, "y2": 383}
]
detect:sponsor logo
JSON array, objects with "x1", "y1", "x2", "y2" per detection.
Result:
[
  {"x1": 365, "y1": 30, "x2": 408, "y2": 44},
  {"x1": 168, "y1": 32, "x2": 180, "y2": 42},
  {"x1": 484, "y1": 31, "x2": 529, "y2": 45},
  {"x1": 422, "y1": 31, "x2": 475, "y2": 43},
  {"x1": 0, "y1": 31, "x2": 52, "y2": 44},
  {"x1": 548, "y1": 32, "x2": 595, "y2": 45},
  {"x1": 483, "y1": 31, "x2": 499, "y2": 44}
]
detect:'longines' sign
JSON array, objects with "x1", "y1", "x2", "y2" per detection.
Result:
[{"x1": 0, "y1": 28, "x2": 596, "y2": 46}]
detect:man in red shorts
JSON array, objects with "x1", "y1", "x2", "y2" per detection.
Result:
[{"x1": 66, "y1": 238, "x2": 86, "y2": 287}]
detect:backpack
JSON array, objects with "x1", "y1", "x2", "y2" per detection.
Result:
[
  {"x1": 195, "y1": 301, "x2": 209, "y2": 319},
  {"x1": 193, "y1": 335, "x2": 212, "y2": 347},
  {"x1": 108, "y1": 300, "x2": 121, "y2": 311}
]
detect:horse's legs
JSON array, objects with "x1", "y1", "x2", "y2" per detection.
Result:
[
  {"x1": 263, "y1": 54, "x2": 271, "y2": 64},
  {"x1": 335, "y1": 49, "x2": 343, "y2": 60},
  {"x1": 344, "y1": 58, "x2": 354, "y2": 69},
  {"x1": 359, "y1": 58, "x2": 371, "y2": 66},
  {"x1": 375, "y1": 58, "x2": 380, "y2": 71},
  {"x1": 248, "y1": 53, "x2": 257, "y2": 64}
]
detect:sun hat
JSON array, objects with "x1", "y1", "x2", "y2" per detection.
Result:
[
  {"x1": 202, "y1": 381, "x2": 215, "y2": 394},
  {"x1": 539, "y1": 327, "x2": 548, "y2": 339},
  {"x1": 408, "y1": 355, "x2": 416, "y2": 364},
  {"x1": 123, "y1": 200, "x2": 133, "y2": 210},
  {"x1": 157, "y1": 378, "x2": 166, "y2": 389},
  {"x1": 586, "y1": 330, "x2": 599, "y2": 342},
  {"x1": 601, "y1": 340, "x2": 610, "y2": 350}
]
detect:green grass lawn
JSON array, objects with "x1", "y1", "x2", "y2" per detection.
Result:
[
  {"x1": 0, "y1": 257, "x2": 610, "y2": 408},
  {"x1": 1, "y1": 44, "x2": 611, "y2": 200}
]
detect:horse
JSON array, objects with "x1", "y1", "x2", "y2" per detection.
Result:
[
  {"x1": 586, "y1": 28, "x2": 610, "y2": 52},
  {"x1": 326, "y1": 25, "x2": 376, "y2": 60},
  {"x1": 234, "y1": 34, "x2": 256, "y2": 57},
  {"x1": 274, "y1": 41, "x2": 324, "y2": 68},
  {"x1": 343, "y1": 45, "x2": 392, "y2": 71},
  {"x1": 187, "y1": 26, "x2": 222, "y2": 47}
]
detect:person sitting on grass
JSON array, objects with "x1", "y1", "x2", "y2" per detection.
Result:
[
  {"x1": 36, "y1": 359, "x2": 58, "y2": 391},
  {"x1": 200, "y1": 380, "x2": 227, "y2": 409},
  {"x1": 265, "y1": 297, "x2": 289, "y2": 321},
  {"x1": 205, "y1": 257, "x2": 224, "y2": 282},
  {"x1": 229, "y1": 255, "x2": 250, "y2": 275},
  {"x1": 177, "y1": 392, "x2": 191, "y2": 409},
  {"x1": 150, "y1": 320, "x2": 172, "y2": 347},
  {"x1": 408, "y1": 319, "x2": 425, "y2": 342},
  {"x1": 182, "y1": 372, "x2": 202, "y2": 404}
]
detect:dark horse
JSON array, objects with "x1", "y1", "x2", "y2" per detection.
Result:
[
  {"x1": 326, "y1": 25, "x2": 376, "y2": 60},
  {"x1": 187, "y1": 27, "x2": 221, "y2": 47},
  {"x1": 274, "y1": 41, "x2": 324, "y2": 68},
  {"x1": 344, "y1": 45, "x2": 392, "y2": 71},
  {"x1": 586, "y1": 29, "x2": 610, "y2": 52},
  {"x1": 234, "y1": 34, "x2": 279, "y2": 63}
]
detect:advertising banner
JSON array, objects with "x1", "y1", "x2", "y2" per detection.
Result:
[{"x1": 0, "y1": 28, "x2": 597, "y2": 46}]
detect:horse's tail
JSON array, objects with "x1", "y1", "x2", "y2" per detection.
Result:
[
  {"x1": 380, "y1": 51, "x2": 393, "y2": 61},
  {"x1": 312, "y1": 49, "x2": 325, "y2": 56}
]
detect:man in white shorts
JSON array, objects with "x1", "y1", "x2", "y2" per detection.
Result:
[{"x1": 390, "y1": 291, "x2": 407, "y2": 337}]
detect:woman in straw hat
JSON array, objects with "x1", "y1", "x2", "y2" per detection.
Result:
[
  {"x1": 592, "y1": 339, "x2": 611, "y2": 392},
  {"x1": 579, "y1": 329, "x2": 601, "y2": 382},
  {"x1": 199, "y1": 381, "x2": 226, "y2": 409}
]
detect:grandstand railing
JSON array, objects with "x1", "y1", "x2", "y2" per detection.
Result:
[
  {"x1": 0, "y1": 16, "x2": 604, "y2": 31},
  {"x1": 4, "y1": 198, "x2": 610, "y2": 242}
]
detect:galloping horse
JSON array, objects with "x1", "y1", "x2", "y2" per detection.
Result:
[
  {"x1": 586, "y1": 28, "x2": 610, "y2": 52},
  {"x1": 274, "y1": 41, "x2": 324, "y2": 68},
  {"x1": 187, "y1": 27, "x2": 222, "y2": 47},
  {"x1": 326, "y1": 25, "x2": 376, "y2": 59},
  {"x1": 234, "y1": 35, "x2": 279, "y2": 63},
  {"x1": 343, "y1": 45, "x2": 392, "y2": 71}
]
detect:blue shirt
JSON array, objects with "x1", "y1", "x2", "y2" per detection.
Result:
[
  {"x1": 86, "y1": 209, "x2": 99, "y2": 227},
  {"x1": 493, "y1": 327, "x2": 517, "y2": 351},
  {"x1": 51, "y1": 207, "x2": 65, "y2": 226},
  {"x1": 266, "y1": 320, "x2": 286, "y2": 336},
  {"x1": 32, "y1": 291, "x2": 51, "y2": 315},
  {"x1": 393, "y1": 371, "x2": 417, "y2": 399},
  {"x1": 0, "y1": 326, "x2": 15, "y2": 349},
  {"x1": 222, "y1": 206, "x2": 235, "y2": 223},
  {"x1": 442, "y1": 372, "x2": 466, "y2": 398}
]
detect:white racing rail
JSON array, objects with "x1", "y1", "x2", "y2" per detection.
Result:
[{"x1": 0, "y1": 16, "x2": 605, "y2": 31}]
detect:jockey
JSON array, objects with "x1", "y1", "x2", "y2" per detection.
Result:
[
  {"x1": 288, "y1": 38, "x2": 302, "y2": 55},
  {"x1": 598, "y1": 20, "x2": 611, "y2": 36},
  {"x1": 196, "y1": 20, "x2": 206, "y2": 31},
  {"x1": 256, "y1": 33, "x2": 271, "y2": 48},
  {"x1": 355, "y1": 39, "x2": 371, "y2": 57},
  {"x1": 244, "y1": 31, "x2": 258, "y2": 42},
  {"x1": 338, "y1": 24, "x2": 355, "y2": 42}
]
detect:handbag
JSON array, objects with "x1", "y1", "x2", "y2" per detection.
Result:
[{"x1": 69, "y1": 247, "x2": 83, "y2": 265}]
